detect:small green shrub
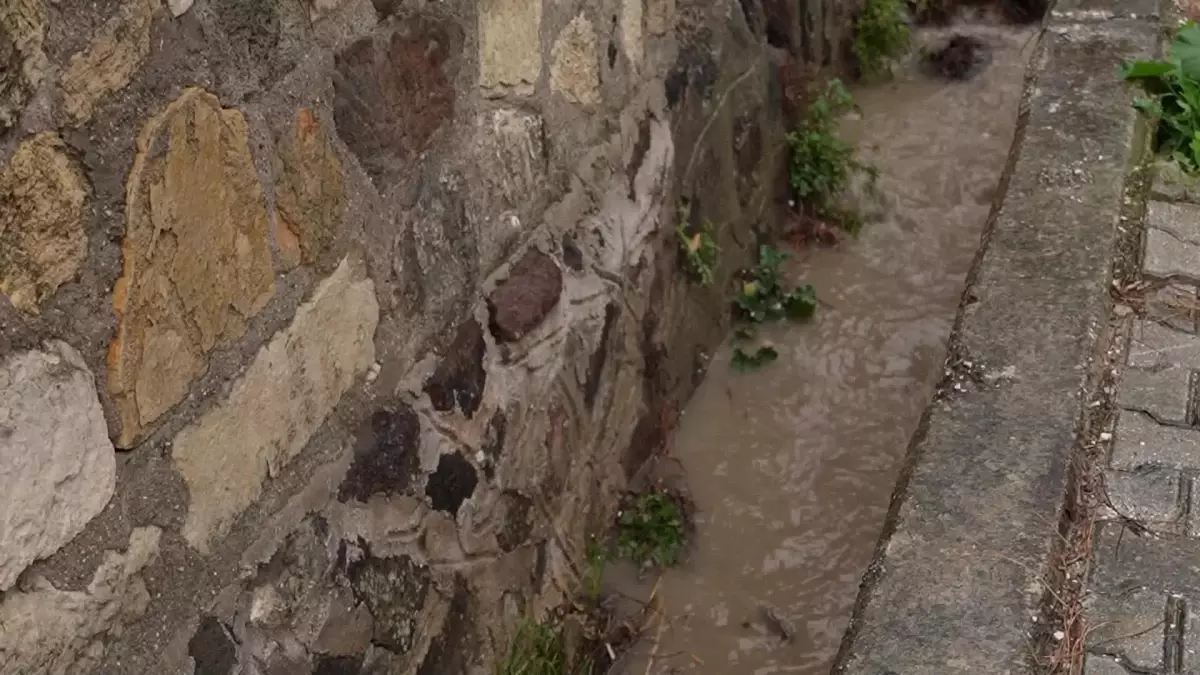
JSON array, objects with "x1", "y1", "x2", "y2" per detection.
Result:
[
  {"x1": 730, "y1": 245, "x2": 817, "y2": 371},
  {"x1": 786, "y1": 80, "x2": 877, "y2": 233},
  {"x1": 676, "y1": 203, "x2": 720, "y2": 286},
  {"x1": 616, "y1": 492, "x2": 687, "y2": 569},
  {"x1": 498, "y1": 619, "x2": 592, "y2": 675},
  {"x1": 1122, "y1": 23, "x2": 1200, "y2": 172},
  {"x1": 853, "y1": 0, "x2": 911, "y2": 79}
]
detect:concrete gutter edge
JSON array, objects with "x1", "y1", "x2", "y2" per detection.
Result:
[{"x1": 834, "y1": 9, "x2": 1161, "y2": 675}]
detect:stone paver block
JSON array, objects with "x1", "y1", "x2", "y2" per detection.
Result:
[
  {"x1": 1112, "y1": 409, "x2": 1200, "y2": 470},
  {"x1": 1148, "y1": 200, "x2": 1200, "y2": 245},
  {"x1": 1129, "y1": 320, "x2": 1200, "y2": 368},
  {"x1": 1145, "y1": 226, "x2": 1200, "y2": 281},
  {"x1": 1092, "y1": 522, "x2": 1200, "y2": 595},
  {"x1": 1083, "y1": 655, "x2": 1134, "y2": 675},
  {"x1": 1139, "y1": 283, "x2": 1200, "y2": 335},
  {"x1": 1102, "y1": 468, "x2": 1185, "y2": 530},
  {"x1": 1085, "y1": 586, "x2": 1167, "y2": 671},
  {"x1": 1145, "y1": 200, "x2": 1200, "y2": 281},
  {"x1": 1120, "y1": 366, "x2": 1191, "y2": 423}
]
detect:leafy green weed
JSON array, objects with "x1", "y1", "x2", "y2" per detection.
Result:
[
  {"x1": 616, "y1": 492, "x2": 687, "y2": 569},
  {"x1": 853, "y1": 0, "x2": 911, "y2": 80},
  {"x1": 676, "y1": 202, "x2": 720, "y2": 286},
  {"x1": 730, "y1": 245, "x2": 817, "y2": 371},
  {"x1": 787, "y1": 80, "x2": 877, "y2": 233},
  {"x1": 1122, "y1": 23, "x2": 1200, "y2": 171}
]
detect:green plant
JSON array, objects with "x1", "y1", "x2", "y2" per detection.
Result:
[
  {"x1": 498, "y1": 619, "x2": 593, "y2": 675},
  {"x1": 786, "y1": 80, "x2": 878, "y2": 233},
  {"x1": 616, "y1": 492, "x2": 687, "y2": 568},
  {"x1": 676, "y1": 203, "x2": 720, "y2": 285},
  {"x1": 731, "y1": 343, "x2": 779, "y2": 370},
  {"x1": 853, "y1": 0, "x2": 911, "y2": 79},
  {"x1": 1122, "y1": 23, "x2": 1200, "y2": 172},
  {"x1": 729, "y1": 245, "x2": 817, "y2": 371},
  {"x1": 583, "y1": 538, "x2": 607, "y2": 601}
]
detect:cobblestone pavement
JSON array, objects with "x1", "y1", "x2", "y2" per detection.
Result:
[{"x1": 1087, "y1": 175, "x2": 1200, "y2": 674}]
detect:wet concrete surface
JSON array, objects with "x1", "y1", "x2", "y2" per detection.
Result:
[{"x1": 620, "y1": 23, "x2": 1037, "y2": 675}]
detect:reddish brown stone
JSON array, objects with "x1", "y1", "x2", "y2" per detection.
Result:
[
  {"x1": 332, "y1": 21, "x2": 459, "y2": 186},
  {"x1": 487, "y1": 250, "x2": 563, "y2": 342}
]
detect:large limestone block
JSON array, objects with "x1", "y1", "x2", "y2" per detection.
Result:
[
  {"x1": 0, "y1": 341, "x2": 116, "y2": 591},
  {"x1": 108, "y1": 87, "x2": 276, "y2": 448},
  {"x1": 173, "y1": 258, "x2": 378, "y2": 552}
]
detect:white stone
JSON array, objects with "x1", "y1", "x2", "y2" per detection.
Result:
[
  {"x1": 173, "y1": 258, "x2": 379, "y2": 551},
  {"x1": 0, "y1": 341, "x2": 116, "y2": 591}
]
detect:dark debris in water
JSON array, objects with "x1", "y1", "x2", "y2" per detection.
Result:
[{"x1": 926, "y1": 35, "x2": 991, "y2": 81}]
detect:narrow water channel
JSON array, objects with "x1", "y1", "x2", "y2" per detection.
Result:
[{"x1": 623, "y1": 23, "x2": 1036, "y2": 675}]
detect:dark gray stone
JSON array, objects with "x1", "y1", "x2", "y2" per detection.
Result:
[
  {"x1": 424, "y1": 319, "x2": 487, "y2": 418},
  {"x1": 346, "y1": 554, "x2": 432, "y2": 654},
  {"x1": 190, "y1": 616, "x2": 237, "y2": 675},
  {"x1": 338, "y1": 406, "x2": 423, "y2": 503},
  {"x1": 838, "y1": 18, "x2": 1158, "y2": 674},
  {"x1": 425, "y1": 452, "x2": 478, "y2": 515}
]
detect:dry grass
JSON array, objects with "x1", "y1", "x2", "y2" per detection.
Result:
[{"x1": 1034, "y1": 317, "x2": 1128, "y2": 675}]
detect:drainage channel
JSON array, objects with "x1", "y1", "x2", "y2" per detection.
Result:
[{"x1": 614, "y1": 21, "x2": 1038, "y2": 675}]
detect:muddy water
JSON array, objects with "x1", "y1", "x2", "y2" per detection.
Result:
[{"x1": 630, "y1": 25, "x2": 1036, "y2": 675}]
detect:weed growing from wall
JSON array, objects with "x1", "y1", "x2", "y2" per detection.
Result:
[
  {"x1": 854, "y1": 0, "x2": 912, "y2": 79},
  {"x1": 616, "y1": 491, "x2": 688, "y2": 568},
  {"x1": 787, "y1": 80, "x2": 878, "y2": 234},
  {"x1": 730, "y1": 245, "x2": 817, "y2": 371},
  {"x1": 1122, "y1": 22, "x2": 1200, "y2": 171},
  {"x1": 676, "y1": 202, "x2": 720, "y2": 286},
  {"x1": 498, "y1": 619, "x2": 593, "y2": 675}
]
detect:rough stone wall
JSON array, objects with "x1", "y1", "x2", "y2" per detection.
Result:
[{"x1": 0, "y1": 0, "x2": 857, "y2": 673}]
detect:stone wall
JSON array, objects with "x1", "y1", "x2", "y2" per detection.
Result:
[{"x1": 0, "y1": 0, "x2": 858, "y2": 673}]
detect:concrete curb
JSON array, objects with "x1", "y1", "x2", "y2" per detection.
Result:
[{"x1": 835, "y1": 10, "x2": 1159, "y2": 674}]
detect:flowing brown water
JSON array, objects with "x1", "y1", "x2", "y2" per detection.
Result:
[{"x1": 623, "y1": 24, "x2": 1036, "y2": 675}]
